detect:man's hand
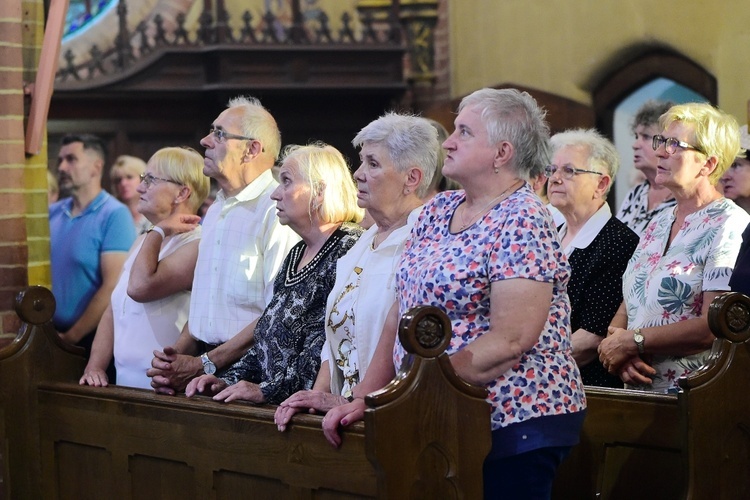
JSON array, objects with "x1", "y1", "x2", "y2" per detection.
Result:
[{"x1": 147, "y1": 346, "x2": 202, "y2": 395}]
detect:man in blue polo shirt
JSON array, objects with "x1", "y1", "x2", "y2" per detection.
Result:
[{"x1": 49, "y1": 134, "x2": 135, "y2": 359}]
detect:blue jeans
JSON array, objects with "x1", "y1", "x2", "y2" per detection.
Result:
[{"x1": 483, "y1": 445, "x2": 572, "y2": 500}]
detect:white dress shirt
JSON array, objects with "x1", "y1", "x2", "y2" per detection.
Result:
[{"x1": 189, "y1": 170, "x2": 300, "y2": 344}]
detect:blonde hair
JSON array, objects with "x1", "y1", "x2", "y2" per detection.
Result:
[
  {"x1": 148, "y1": 147, "x2": 210, "y2": 213},
  {"x1": 110, "y1": 155, "x2": 146, "y2": 180},
  {"x1": 279, "y1": 143, "x2": 364, "y2": 224},
  {"x1": 659, "y1": 103, "x2": 741, "y2": 185}
]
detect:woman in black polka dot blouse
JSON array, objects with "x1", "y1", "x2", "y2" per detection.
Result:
[{"x1": 547, "y1": 129, "x2": 639, "y2": 387}]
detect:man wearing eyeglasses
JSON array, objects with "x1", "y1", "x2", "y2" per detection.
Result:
[
  {"x1": 50, "y1": 134, "x2": 137, "y2": 367},
  {"x1": 148, "y1": 96, "x2": 300, "y2": 395},
  {"x1": 616, "y1": 100, "x2": 676, "y2": 236}
]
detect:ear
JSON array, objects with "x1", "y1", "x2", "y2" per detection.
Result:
[
  {"x1": 242, "y1": 140, "x2": 264, "y2": 162},
  {"x1": 174, "y1": 185, "x2": 192, "y2": 205},
  {"x1": 701, "y1": 155, "x2": 719, "y2": 178},
  {"x1": 532, "y1": 174, "x2": 548, "y2": 195},
  {"x1": 311, "y1": 181, "x2": 326, "y2": 211},
  {"x1": 492, "y1": 141, "x2": 514, "y2": 170},
  {"x1": 404, "y1": 167, "x2": 423, "y2": 195},
  {"x1": 594, "y1": 174, "x2": 612, "y2": 200}
]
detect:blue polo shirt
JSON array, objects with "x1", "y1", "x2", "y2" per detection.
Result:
[{"x1": 49, "y1": 191, "x2": 136, "y2": 332}]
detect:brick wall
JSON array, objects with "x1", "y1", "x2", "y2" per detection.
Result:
[{"x1": 0, "y1": 0, "x2": 47, "y2": 348}]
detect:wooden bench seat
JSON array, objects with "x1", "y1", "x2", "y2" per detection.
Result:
[
  {"x1": 2, "y1": 286, "x2": 749, "y2": 499},
  {"x1": 0, "y1": 287, "x2": 490, "y2": 499}
]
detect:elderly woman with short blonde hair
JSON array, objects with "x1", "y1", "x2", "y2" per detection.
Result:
[{"x1": 600, "y1": 103, "x2": 750, "y2": 392}]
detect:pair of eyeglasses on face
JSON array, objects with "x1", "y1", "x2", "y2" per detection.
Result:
[
  {"x1": 544, "y1": 164, "x2": 603, "y2": 180},
  {"x1": 139, "y1": 173, "x2": 182, "y2": 188},
  {"x1": 208, "y1": 126, "x2": 263, "y2": 149},
  {"x1": 651, "y1": 135, "x2": 705, "y2": 155}
]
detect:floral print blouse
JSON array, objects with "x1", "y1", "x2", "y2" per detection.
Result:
[
  {"x1": 623, "y1": 197, "x2": 749, "y2": 392},
  {"x1": 392, "y1": 186, "x2": 586, "y2": 431}
]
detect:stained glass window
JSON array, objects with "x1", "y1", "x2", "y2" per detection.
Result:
[{"x1": 64, "y1": 0, "x2": 115, "y2": 37}]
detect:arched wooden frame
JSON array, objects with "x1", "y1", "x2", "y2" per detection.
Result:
[{"x1": 592, "y1": 49, "x2": 717, "y2": 138}]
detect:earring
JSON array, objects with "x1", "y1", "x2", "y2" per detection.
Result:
[{"x1": 493, "y1": 167, "x2": 499, "y2": 174}]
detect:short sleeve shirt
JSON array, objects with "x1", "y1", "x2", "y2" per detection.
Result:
[
  {"x1": 49, "y1": 191, "x2": 136, "y2": 331},
  {"x1": 393, "y1": 186, "x2": 586, "y2": 430},
  {"x1": 623, "y1": 197, "x2": 750, "y2": 391}
]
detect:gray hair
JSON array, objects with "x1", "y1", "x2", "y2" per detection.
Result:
[
  {"x1": 352, "y1": 112, "x2": 438, "y2": 198},
  {"x1": 550, "y1": 128, "x2": 619, "y2": 195},
  {"x1": 632, "y1": 99, "x2": 675, "y2": 132},
  {"x1": 458, "y1": 88, "x2": 551, "y2": 180},
  {"x1": 227, "y1": 96, "x2": 282, "y2": 161}
]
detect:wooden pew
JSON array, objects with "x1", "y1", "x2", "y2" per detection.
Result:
[
  {"x1": 0, "y1": 287, "x2": 490, "y2": 499},
  {"x1": 553, "y1": 291, "x2": 750, "y2": 499}
]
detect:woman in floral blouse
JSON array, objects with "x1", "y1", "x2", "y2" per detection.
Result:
[
  {"x1": 599, "y1": 103, "x2": 750, "y2": 392},
  {"x1": 319, "y1": 89, "x2": 587, "y2": 499}
]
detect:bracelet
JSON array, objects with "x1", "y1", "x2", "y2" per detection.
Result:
[{"x1": 148, "y1": 225, "x2": 166, "y2": 239}]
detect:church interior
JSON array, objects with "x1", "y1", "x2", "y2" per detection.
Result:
[{"x1": 1, "y1": 0, "x2": 749, "y2": 497}]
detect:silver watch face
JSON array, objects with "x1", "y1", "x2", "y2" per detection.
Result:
[{"x1": 203, "y1": 361, "x2": 216, "y2": 375}]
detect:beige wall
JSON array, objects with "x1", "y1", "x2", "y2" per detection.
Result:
[{"x1": 449, "y1": 0, "x2": 749, "y2": 123}]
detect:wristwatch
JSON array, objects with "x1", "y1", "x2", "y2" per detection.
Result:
[
  {"x1": 200, "y1": 352, "x2": 216, "y2": 375},
  {"x1": 633, "y1": 328, "x2": 645, "y2": 355}
]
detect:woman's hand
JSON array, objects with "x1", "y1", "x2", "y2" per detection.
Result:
[
  {"x1": 618, "y1": 358, "x2": 656, "y2": 385},
  {"x1": 321, "y1": 398, "x2": 367, "y2": 448},
  {"x1": 274, "y1": 390, "x2": 348, "y2": 432},
  {"x1": 79, "y1": 367, "x2": 109, "y2": 387},
  {"x1": 212, "y1": 380, "x2": 264, "y2": 403},
  {"x1": 156, "y1": 213, "x2": 201, "y2": 237},
  {"x1": 571, "y1": 328, "x2": 603, "y2": 367},
  {"x1": 599, "y1": 326, "x2": 639, "y2": 374},
  {"x1": 185, "y1": 374, "x2": 227, "y2": 397}
]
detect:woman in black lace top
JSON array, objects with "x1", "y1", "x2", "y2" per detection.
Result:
[{"x1": 186, "y1": 143, "x2": 363, "y2": 404}]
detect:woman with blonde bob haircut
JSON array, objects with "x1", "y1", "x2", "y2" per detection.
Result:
[
  {"x1": 280, "y1": 143, "x2": 363, "y2": 225},
  {"x1": 81, "y1": 146, "x2": 209, "y2": 389},
  {"x1": 186, "y1": 143, "x2": 363, "y2": 405},
  {"x1": 600, "y1": 102, "x2": 750, "y2": 392}
]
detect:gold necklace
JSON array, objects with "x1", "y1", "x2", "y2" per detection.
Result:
[{"x1": 459, "y1": 180, "x2": 521, "y2": 230}]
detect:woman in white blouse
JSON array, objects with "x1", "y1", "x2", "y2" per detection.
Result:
[{"x1": 80, "y1": 147, "x2": 209, "y2": 389}]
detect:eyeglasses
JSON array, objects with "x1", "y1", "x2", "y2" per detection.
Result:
[
  {"x1": 544, "y1": 164, "x2": 603, "y2": 180},
  {"x1": 208, "y1": 126, "x2": 257, "y2": 144},
  {"x1": 652, "y1": 135, "x2": 705, "y2": 155},
  {"x1": 139, "y1": 173, "x2": 182, "y2": 188}
]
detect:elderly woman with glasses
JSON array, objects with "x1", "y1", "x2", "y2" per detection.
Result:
[
  {"x1": 599, "y1": 103, "x2": 750, "y2": 392},
  {"x1": 80, "y1": 147, "x2": 210, "y2": 389},
  {"x1": 546, "y1": 129, "x2": 639, "y2": 388}
]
